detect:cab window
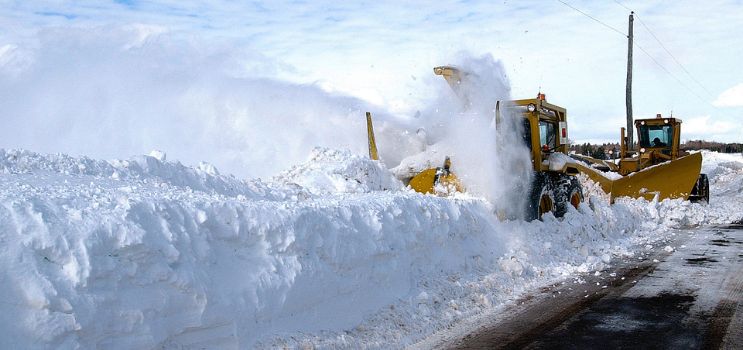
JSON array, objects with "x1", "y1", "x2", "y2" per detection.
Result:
[
  {"x1": 539, "y1": 121, "x2": 556, "y2": 151},
  {"x1": 638, "y1": 124, "x2": 673, "y2": 148}
]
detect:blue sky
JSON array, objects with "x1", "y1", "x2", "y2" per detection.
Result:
[{"x1": 1, "y1": 0, "x2": 741, "y2": 147}]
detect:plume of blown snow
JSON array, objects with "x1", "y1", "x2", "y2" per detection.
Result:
[
  {"x1": 0, "y1": 25, "x2": 422, "y2": 179},
  {"x1": 395, "y1": 53, "x2": 532, "y2": 218},
  {"x1": 1, "y1": 25, "x2": 531, "y2": 216}
]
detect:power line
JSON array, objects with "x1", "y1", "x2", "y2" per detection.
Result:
[
  {"x1": 555, "y1": 0, "x2": 627, "y2": 38},
  {"x1": 634, "y1": 14, "x2": 715, "y2": 98},
  {"x1": 611, "y1": 0, "x2": 632, "y2": 12},
  {"x1": 612, "y1": 0, "x2": 715, "y2": 100},
  {"x1": 554, "y1": 0, "x2": 714, "y2": 107},
  {"x1": 632, "y1": 42, "x2": 710, "y2": 104}
]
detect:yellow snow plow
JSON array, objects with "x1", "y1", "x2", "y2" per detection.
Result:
[
  {"x1": 366, "y1": 94, "x2": 584, "y2": 220},
  {"x1": 366, "y1": 66, "x2": 586, "y2": 220},
  {"x1": 574, "y1": 115, "x2": 707, "y2": 202}
]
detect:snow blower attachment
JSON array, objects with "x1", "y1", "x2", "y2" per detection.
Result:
[
  {"x1": 407, "y1": 156, "x2": 463, "y2": 195},
  {"x1": 365, "y1": 111, "x2": 462, "y2": 194}
]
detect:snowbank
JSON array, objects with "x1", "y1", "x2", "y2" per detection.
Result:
[{"x1": 0, "y1": 149, "x2": 740, "y2": 348}]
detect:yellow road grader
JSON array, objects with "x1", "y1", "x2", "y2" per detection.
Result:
[
  {"x1": 574, "y1": 115, "x2": 708, "y2": 203},
  {"x1": 367, "y1": 66, "x2": 585, "y2": 221},
  {"x1": 366, "y1": 66, "x2": 707, "y2": 221}
]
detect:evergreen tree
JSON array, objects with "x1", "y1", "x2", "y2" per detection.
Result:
[{"x1": 591, "y1": 146, "x2": 606, "y2": 160}]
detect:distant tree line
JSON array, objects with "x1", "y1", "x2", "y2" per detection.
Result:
[
  {"x1": 682, "y1": 140, "x2": 743, "y2": 153},
  {"x1": 571, "y1": 140, "x2": 743, "y2": 159},
  {"x1": 570, "y1": 142, "x2": 620, "y2": 160}
]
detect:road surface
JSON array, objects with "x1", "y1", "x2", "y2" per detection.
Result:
[{"x1": 416, "y1": 224, "x2": 743, "y2": 349}]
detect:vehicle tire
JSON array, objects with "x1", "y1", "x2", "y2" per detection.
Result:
[
  {"x1": 689, "y1": 173, "x2": 709, "y2": 204},
  {"x1": 526, "y1": 173, "x2": 556, "y2": 221},
  {"x1": 555, "y1": 175, "x2": 583, "y2": 218},
  {"x1": 701, "y1": 174, "x2": 710, "y2": 203}
]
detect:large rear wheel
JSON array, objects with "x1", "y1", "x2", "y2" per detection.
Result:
[
  {"x1": 526, "y1": 173, "x2": 556, "y2": 221},
  {"x1": 689, "y1": 173, "x2": 709, "y2": 203},
  {"x1": 526, "y1": 173, "x2": 583, "y2": 221},
  {"x1": 555, "y1": 175, "x2": 583, "y2": 217}
]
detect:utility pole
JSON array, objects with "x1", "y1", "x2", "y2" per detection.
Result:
[{"x1": 626, "y1": 11, "x2": 634, "y2": 149}]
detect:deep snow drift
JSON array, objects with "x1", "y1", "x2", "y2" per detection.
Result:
[{"x1": 0, "y1": 148, "x2": 740, "y2": 349}]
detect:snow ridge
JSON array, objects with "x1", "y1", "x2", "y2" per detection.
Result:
[
  {"x1": 0, "y1": 149, "x2": 740, "y2": 349},
  {"x1": 0, "y1": 148, "x2": 286, "y2": 200}
]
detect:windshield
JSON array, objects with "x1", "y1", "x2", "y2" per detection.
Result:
[
  {"x1": 638, "y1": 124, "x2": 673, "y2": 148},
  {"x1": 539, "y1": 121, "x2": 556, "y2": 150}
]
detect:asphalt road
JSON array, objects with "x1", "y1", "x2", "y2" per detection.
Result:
[{"x1": 434, "y1": 224, "x2": 743, "y2": 350}]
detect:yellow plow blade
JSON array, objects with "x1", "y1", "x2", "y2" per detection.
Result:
[
  {"x1": 611, "y1": 152, "x2": 702, "y2": 201},
  {"x1": 576, "y1": 152, "x2": 702, "y2": 202}
]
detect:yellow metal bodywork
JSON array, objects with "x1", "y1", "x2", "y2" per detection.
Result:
[
  {"x1": 366, "y1": 112, "x2": 379, "y2": 161},
  {"x1": 433, "y1": 66, "x2": 468, "y2": 103},
  {"x1": 398, "y1": 66, "x2": 470, "y2": 195},
  {"x1": 571, "y1": 153, "x2": 619, "y2": 172},
  {"x1": 365, "y1": 109, "x2": 463, "y2": 195},
  {"x1": 408, "y1": 167, "x2": 463, "y2": 195},
  {"x1": 433, "y1": 66, "x2": 463, "y2": 91},
  {"x1": 618, "y1": 117, "x2": 683, "y2": 175},
  {"x1": 507, "y1": 98, "x2": 569, "y2": 171},
  {"x1": 409, "y1": 168, "x2": 439, "y2": 193}
]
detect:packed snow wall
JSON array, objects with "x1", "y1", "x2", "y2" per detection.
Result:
[
  {"x1": 0, "y1": 148, "x2": 504, "y2": 348},
  {"x1": 2, "y1": 148, "x2": 740, "y2": 348}
]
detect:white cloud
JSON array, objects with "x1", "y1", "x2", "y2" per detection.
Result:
[
  {"x1": 1, "y1": 0, "x2": 742, "y2": 150},
  {"x1": 713, "y1": 83, "x2": 743, "y2": 107},
  {"x1": 684, "y1": 115, "x2": 735, "y2": 133},
  {"x1": 682, "y1": 115, "x2": 739, "y2": 142},
  {"x1": 0, "y1": 27, "x2": 386, "y2": 178}
]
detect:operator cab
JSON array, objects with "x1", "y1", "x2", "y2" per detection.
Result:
[
  {"x1": 634, "y1": 115, "x2": 681, "y2": 158},
  {"x1": 500, "y1": 94, "x2": 569, "y2": 171},
  {"x1": 506, "y1": 97, "x2": 562, "y2": 155}
]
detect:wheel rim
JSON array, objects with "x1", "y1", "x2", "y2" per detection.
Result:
[{"x1": 538, "y1": 194, "x2": 553, "y2": 217}]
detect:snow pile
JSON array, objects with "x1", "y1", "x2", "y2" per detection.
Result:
[
  {"x1": 648, "y1": 151, "x2": 743, "y2": 226},
  {"x1": 1, "y1": 147, "x2": 739, "y2": 348},
  {"x1": 273, "y1": 148, "x2": 402, "y2": 195},
  {"x1": 0, "y1": 148, "x2": 496, "y2": 349},
  {"x1": 0, "y1": 148, "x2": 286, "y2": 200}
]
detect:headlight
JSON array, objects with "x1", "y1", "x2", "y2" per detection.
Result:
[
  {"x1": 640, "y1": 148, "x2": 646, "y2": 153},
  {"x1": 664, "y1": 119, "x2": 669, "y2": 124},
  {"x1": 527, "y1": 104, "x2": 536, "y2": 112}
]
